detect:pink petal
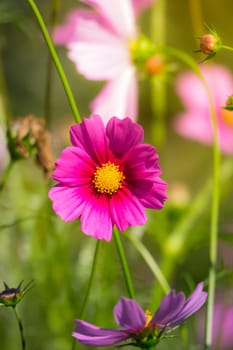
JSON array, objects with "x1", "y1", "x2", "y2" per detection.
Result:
[
  {"x1": 65, "y1": 10, "x2": 131, "y2": 80},
  {"x1": 91, "y1": 67, "x2": 138, "y2": 124},
  {"x1": 80, "y1": 194, "x2": 113, "y2": 241},
  {"x1": 52, "y1": 147, "x2": 96, "y2": 186},
  {"x1": 109, "y1": 187, "x2": 146, "y2": 231},
  {"x1": 70, "y1": 115, "x2": 108, "y2": 166},
  {"x1": 139, "y1": 179, "x2": 168, "y2": 209},
  {"x1": 53, "y1": 10, "x2": 81, "y2": 45},
  {"x1": 132, "y1": 0, "x2": 154, "y2": 15},
  {"x1": 48, "y1": 185, "x2": 87, "y2": 222},
  {"x1": 106, "y1": 117, "x2": 144, "y2": 159},
  {"x1": 81, "y1": 0, "x2": 137, "y2": 38}
]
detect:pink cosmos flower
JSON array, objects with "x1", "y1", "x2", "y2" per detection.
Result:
[
  {"x1": 54, "y1": 0, "x2": 154, "y2": 123},
  {"x1": 73, "y1": 282, "x2": 207, "y2": 348},
  {"x1": 173, "y1": 64, "x2": 233, "y2": 154},
  {"x1": 49, "y1": 115, "x2": 167, "y2": 241},
  {"x1": 199, "y1": 302, "x2": 233, "y2": 349}
]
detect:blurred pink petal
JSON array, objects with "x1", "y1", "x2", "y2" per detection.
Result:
[
  {"x1": 91, "y1": 67, "x2": 138, "y2": 123},
  {"x1": 54, "y1": 1, "x2": 153, "y2": 122},
  {"x1": 174, "y1": 64, "x2": 233, "y2": 154}
]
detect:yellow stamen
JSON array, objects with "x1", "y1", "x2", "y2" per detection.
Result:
[
  {"x1": 93, "y1": 161, "x2": 125, "y2": 195},
  {"x1": 222, "y1": 108, "x2": 233, "y2": 127},
  {"x1": 144, "y1": 310, "x2": 152, "y2": 328}
]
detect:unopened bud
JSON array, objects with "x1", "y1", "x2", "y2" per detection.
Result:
[
  {"x1": 145, "y1": 55, "x2": 164, "y2": 76},
  {"x1": 224, "y1": 95, "x2": 233, "y2": 111},
  {"x1": 200, "y1": 34, "x2": 216, "y2": 54}
]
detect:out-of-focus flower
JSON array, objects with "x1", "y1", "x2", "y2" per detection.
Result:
[
  {"x1": 49, "y1": 115, "x2": 167, "y2": 241},
  {"x1": 8, "y1": 115, "x2": 55, "y2": 179},
  {"x1": 53, "y1": 0, "x2": 156, "y2": 123},
  {"x1": 199, "y1": 301, "x2": 233, "y2": 349},
  {"x1": 0, "y1": 281, "x2": 33, "y2": 308},
  {"x1": 0, "y1": 122, "x2": 9, "y2": 180},
  {"x1": 173, "y1": 64, "x2": 233, "y2": 154},
  {"x1": 73, "y1": 282, "x2": 207, "y2": 348}
]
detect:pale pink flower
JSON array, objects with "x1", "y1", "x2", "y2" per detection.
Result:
[
  {"x1": 49, "y1": 115, "x2": 167, "y2": 241},
  {"x1": 173, "y1": 64, "x2": 233, "y2": 154},
  {"x1": 54, "y1": 0, "x2": 154, "y2": 123}
]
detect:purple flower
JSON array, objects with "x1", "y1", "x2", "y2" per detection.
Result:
[
  {"x1": 49, "y1": 115, "x2": 167, "y2": 241},
  {"x1": 73, "y1": 282, "x2": 207, "y2": 348}
]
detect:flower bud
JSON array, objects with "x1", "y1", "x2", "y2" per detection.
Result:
[
  {"x1": 0, "y1": 281, "x2": 33, "y2": 307},
  {"x1": 200, "y1": 34, "x2": 216, "y2": 54},
  {"x1": 145, "y1": 55, "x2": 164, "y2": 76},
  {"x1": 224, "y1": 95, "x2": 233, "y2": 111}
]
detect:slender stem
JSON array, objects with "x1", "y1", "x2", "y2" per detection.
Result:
[
  {"x1": 113, "y1": 228, "x2": 135, "y2": 299},
  {"x1": 222, "y1": 45, "x2": 233, "y2": 53},
  {"x1": 124, "y1": 231, "x2": 170, "y2": 294},
  {"x1": 13, "y1": 306, "x2": 26, "y2": 350},
  {"x1": 44, "y1": 0, "x2": 60, "y2": 126},
  {"x1": 72, "y1": 240, "x2": 101, "y2": 350},
  {"x1": 0, "y1": 161, "x2": 14, "y2": 192},
  {"x1": 79, "y1": 240, "x2": 101, "y2": 318},
  {"x1": 158, "y1": 47, "x2": 220, "y2": 350},
  {"x1": 27, "y1": 0, "x2": 81, "y2": 124},
  {"x1": 150, "y1": 0, "x2": 166, "y2": 147},
  {"x1": 188, "y1": 0, "x2": 204, "y2": 35}
]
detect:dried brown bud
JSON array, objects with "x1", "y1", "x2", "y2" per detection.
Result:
[{"x1": 8, "y1": 115, "x2": 55, "y2": 179}]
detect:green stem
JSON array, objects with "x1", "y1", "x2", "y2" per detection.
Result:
[
  {"x1": 44, "y1": 0, "x2": 60, "y2": 126},
  {"x1": 0, "y1": 161, "x2": 14, "y2": 192},
  {"x1": 124, "y1": 231, "x2": 170, "y2": 294},
  {"x1": 222, "y1": 45, "x2": 233, "y2": 53},
  {"x1": 159, "y1": 47, "x2": 220, "y2": 350},
  {"x1": 79, "y1": 240, "x2": 101, "y2": 318},
  {"x1": 72, "y1": 240, "x2": 101, "y2": 350},
  {"x1": 188, "y1": 0, "x2": 204, "y2": 35},
  {"x1": 150, "y1": 0, "x2": 166, "y2": 146},
  {"x1": 114, "y1": 228, "x2": 135, "y2": 299},
  {"x1": 27, "y1": 0, "x2": 81, "y2": 124},
  {"x1": 13, "y1": 306, "x2": 26, "y2": 350}
]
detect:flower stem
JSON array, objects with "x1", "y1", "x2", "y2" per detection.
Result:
[
  {"x1": 13, "y1": 306, "x2": 26, "y2": 350},
  {"x1": 150, "y1": 0, "x2": 166, "y2": 147},
  {"x1": 27, "y1": 0, "x2": 81, "y2": 124},
  {"x1": 159, "y1": 47, "x2": 220, "y2": 349},
  {"x1": 72, "y1": 240, "x2": 101, "y2": 350},
  {"x1": 44, "y1": 0, "x2": 60, "y2": 126},
  {"x1": 222, "y1": 45, "x2": 233, "y2": 53},
  {"x1": 124, "y1": 231, "x2": 170, "y2": 294},
  {"x1": 0, "y1": 161, "x2": 14, "y2": 192},
  {"x1": 79, "y1": 240, "x2": 101, "y2": 318},
  {"x1": 114, "y1": 228, "x2": 135, "y2": 299}
]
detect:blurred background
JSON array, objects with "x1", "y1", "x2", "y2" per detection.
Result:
[{"x1": 0, "y1": 1, "x2": 233, "y2": 349}]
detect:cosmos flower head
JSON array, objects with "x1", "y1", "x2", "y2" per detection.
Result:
[
  {"x1": 49, "y1": 115, "x2": 167, "y2": 241},
  {"x1": 73, "y1": 282, "x2": 207, "y2": 348},
  {"x1": 173, "y1": 64, "x2": 233, "y2": 154},
  {"x1": 53, "y1": 0, "x2": 156, "y2": 123}
]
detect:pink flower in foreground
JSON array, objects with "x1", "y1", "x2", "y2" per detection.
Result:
[
  {"x1": 49, "y1": 115, "x2": 167, "y2": 241},
  {"x1": 54, "y1": 0, "x2": 154, "y2": 123},
  {"x1": 174, "y1": 64, "x2": 233, "y2": 154}
]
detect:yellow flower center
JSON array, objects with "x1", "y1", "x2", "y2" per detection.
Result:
[
  {"x1": 221, "y1": 108, "x2": 233, "y2": 127},
  {"x1": 93, "y1": 161, "x2": 125, "y2": 195},
  {"x1": 144, "y1": 310, "x2": 152, "y2": 328}
]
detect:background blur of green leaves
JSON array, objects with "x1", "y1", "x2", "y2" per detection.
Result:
[{"x1": 0, "y1": 1, "x2": 233, "y2": 349}]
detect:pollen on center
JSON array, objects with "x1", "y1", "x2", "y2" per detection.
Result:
[{"x1": 93, "y1": 161, "x2": 125, "y2": 195}]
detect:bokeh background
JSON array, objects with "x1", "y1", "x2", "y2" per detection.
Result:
[{"x1": 1, "y1": 1, "x2": 233, "y2": 349}]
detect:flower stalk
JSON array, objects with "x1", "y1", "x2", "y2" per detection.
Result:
[
  {"x1": 13, "y1": 306, "x2": 26, "y2": 350},
  {"x1": 27, "y1": 0, "x2": 81, "y2": 124}
]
